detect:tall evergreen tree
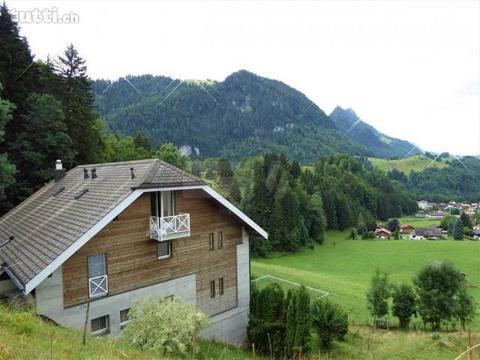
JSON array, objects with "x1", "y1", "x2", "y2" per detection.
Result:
[
  {"x1": 0, "y1": 90, "x2": 15, "y2": 202},
  {"x1": 228, "y1": 177, "x2": 242, "y2": 204},
  {"x1": 453, "y1": 218, "x2": 464, "y2": 240},
  {"x1": 10, "y1": 93, "x2": 74, "y2": 200},
  {"x1": 54, "y1": 44, "x2": 103, "y2": 164}
]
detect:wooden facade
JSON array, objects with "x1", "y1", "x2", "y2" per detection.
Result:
[{"x1": 62, "y1": 189, "x2": 243, "y2": 316}]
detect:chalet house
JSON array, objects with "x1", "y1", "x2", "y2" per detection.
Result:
[
  {"x1": 375, "y1": 228, "x2": 391, "y2": 239},
  {"x1": 410, "y1": 227, "x2": 443, "y2": 240},
  {"x1": 399, "y1": 224, "x2": 415, "y2": 235},
  {"x1": 0, "y1": 159, "x2": 267, "y2": 344}
]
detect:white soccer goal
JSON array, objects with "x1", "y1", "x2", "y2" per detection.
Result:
[{"x1": 251, "y1": 274, "x2": 329, "y2": 299}]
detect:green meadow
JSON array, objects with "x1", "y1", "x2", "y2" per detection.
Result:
[{"x1": 252, "y1": 230, "x2": 480, "y2": 330}]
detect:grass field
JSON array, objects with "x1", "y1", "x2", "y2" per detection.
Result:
[
  {"x1": 383, "y1": 216, "x2": 442, "y2": 229},
  {"x1": 252, "y1": 230, "x2": 480, "y2": 330},
  {"x1": 369, "y1": 155, "x2": 448, "y2": 174}
]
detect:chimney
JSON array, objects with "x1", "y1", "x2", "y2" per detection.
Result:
[
  {"x1": 83, "y1": 168, "x2": 89, "y2": 179},
  {"x1": 54, "y1": 159, "x2": 66, "y2": 182},
  {"x1": 91, "y1": 168, "x2": 97, "y2": 179},
  {"x1": 130, "y1": 167, "x2": 136, "y2": 179}
]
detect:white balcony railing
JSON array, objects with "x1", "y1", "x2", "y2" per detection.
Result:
[
  {"x1": 150, "y1": 214, "x2": 191, "y2": 242},
  {"x1": 89, "y1": 275, "x2": 108, "y2": 298}
]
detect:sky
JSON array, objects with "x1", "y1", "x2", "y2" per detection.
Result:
[{"x1": 8, "y1": 0, "x2": 480, "y2": 155}]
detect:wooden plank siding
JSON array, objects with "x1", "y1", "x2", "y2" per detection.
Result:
[{"x1": 62, "y1": 189, "x2": 243, "y2": 316}]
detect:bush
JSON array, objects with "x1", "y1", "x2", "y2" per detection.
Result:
[
  {"x1": 286, "y1": 285, "x2": 312, "y2": 356},
  {"x1": 455, "y1": 287, "x2": 476, "y2": 331},
  {"x1": 123, "y1": 297, "x2": 209, "y2": 356},
  {"x1": 248, "y1": 284, "x2": 286, "y2": 357},
  {"x1": 311, "y1": 299, "x2": 348, "y2": 348},
  {"x1": 366, "y1": 269, "x2": 390, "y2": 323},
  {"x1": 392, "y1": 284, "x2": 417, "y2": 329}
]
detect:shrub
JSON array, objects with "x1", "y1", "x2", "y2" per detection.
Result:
[
  {"x1": 366, "y1": 269, "x2": 390, "y2": 324},
  {"x1": 414, "y1": 261, "x2": 465, "y2": 330},
  {"x1": 248, "y1": 283, "x2": 286, "y2": 357},
  {"x1": 286, "y1": 285, "x2": 312, "y2": 356},
  {"x1": 123, "y1": 297, "x2": 209, "y2": 356},
  {"x1": 392, "y1": 284, "x2": 417, "y2": 329},
  {"x1": 455, "y1": 287, "x2": 476, "y2": 331},
  {"x1": 311, "y1": 299, "x2": 348, "y2": 348}
]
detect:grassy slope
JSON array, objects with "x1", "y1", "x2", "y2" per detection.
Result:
[
  {"x1": 369, "y1": 155, "x2": 448, "y2": 174},
  {"x1": 252, "y1": 230, "x2": 480, "y2": 330}
]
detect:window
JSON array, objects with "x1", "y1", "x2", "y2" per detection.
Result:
[
  {"x1": 209, "y1": 233, "x2": 215, "y2": 250},
  {"x1": 88, "y1": 253, "x2": 108, "y2": 298},
  {"x1": 151, "y1": 191, "x2": 175, "y2": 217},
  {"x1": 157, "y1": 241, "x2": 171, "y2": 259},
  {"x1": 219, "y1": 278, "x2": 224, "y2": 295},
  {"x1": 91, "y1": 315, "x2": 109, "y2": 335},
  {"x1": 217, "y1": 232, "x2": 223, "y2": 249},
  {"x1": 120, "y1": 309, "x2": 130, "y2": 329},
  {"x1": 210, "y1": 280, "x2": 216, "y2": 298}
]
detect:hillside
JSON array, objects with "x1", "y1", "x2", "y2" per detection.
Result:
[
  {"x1": 369, "y1": 154, "x2": 448, "y2": 175},
  {"x1": 369, "y1": 154, "x2": 480, "y2": 201},
  {"x1": 330, "y1": 106, "x2": 421, "y2": 159},
  {"x1": 94, "y1": 71, "x2": 414, "y2": 162}
]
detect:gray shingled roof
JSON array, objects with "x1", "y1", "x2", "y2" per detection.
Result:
[{"x1": 0, "y1": 159, "x2": 204, "y2": 288}]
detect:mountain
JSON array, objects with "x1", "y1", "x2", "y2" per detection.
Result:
[
  {"x1": 94, "y1": 70, "x2": 411, "y2": 162},
  {"x1": 329, "y1": 106, "x2": 421, "y2": 159}
]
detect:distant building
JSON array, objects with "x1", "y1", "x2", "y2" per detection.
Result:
[
  {"x1": 400, "y1": 224, "x2": 415, "y2": 235},
  {"x1": 418, "y1": 200, "x2": 430, "y2": 210},
  {"x1": 427, "y1": 211, "x2": 448, "y2": 218},
  {"x1": 375, "y1": 228, "x2": 392, "y2": 239},
  {"x1": 410, "y1": 227, "x2": 443, "y2": 240}
]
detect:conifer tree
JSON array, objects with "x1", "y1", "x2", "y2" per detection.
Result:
[
  {"x1": 293, "y1": 285, "x2": 312, "y2": 354},
  {"x1": 54, "y1": 44, "x2": 103, "y2": 164},
  {"x1": 228, "y1": 177, "x2": 242, "y2": 204},
  {"x1": 0, "y1": 91, "x2": 15, "y2": 202},
  {"x1": 453, "y1": 218, "x2": 464, "y2": 240}
]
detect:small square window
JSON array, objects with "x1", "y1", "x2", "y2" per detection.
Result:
[
  {"x1": 218, "y1": 232, "x2": 223, "y2": 249},
  {"x1": 210, "y1": 280, "x2": 216, "y2": 298},
  {"x1": 209, "y1": 233, "x2": 215, "y2": 250},
  {"x1": 219, "y1": 278, "x2": 224, "y2": 295},
  {"x1": 120, "y1": 309, "x2": 130, "y2": 329},
  {"x1": 158, "y1": 241, "x2": 171, "y2": 259},
  {"x1": 91, "y1": 315, "x2": 109, "y2": 336}
]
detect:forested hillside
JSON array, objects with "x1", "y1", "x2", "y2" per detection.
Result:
[
  {"x1": 93, "y1": 72, "x2": 416, "y2": 162},
  {"x1": 201, "y1": 153, "x2": 417, "y2": 255},
  {"x1": 330, "y1": 106, "x2": 421, "y2": 159},
  {"x1": 389, "y1": 156, "x2": 480, "y2": 202}
]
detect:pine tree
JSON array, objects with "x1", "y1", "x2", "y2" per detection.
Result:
[
  {"x1": 10, "y1": 93, "x2": 74, "y2": 200},
  {"x1": 293, "y1": 285, "x2": 312, "y2": 354},
  {"x1": 453, "y1": 218, "x2": 464, "y2": 240},
  {"x1": 228, "y1": 177, "x2": 242, "y2": 204},
  {"x1": 54, "y1": 44, "x2": 103, "y2": 164},
  {"x1": 285, "y1": 290, "x2": 297, "y2": 357},
  {"x1": 0, "y1": 91, "x2": 15, "y2": 202},
  {"x1": 357, "y1": 212, "x2": 367, "y2": 236},
  {"x1": 309, "y1": 193, "x2": 327, "y2": 244},
  {"x1": 217, "y1": 158, "x2": 233, "y2": 185}
]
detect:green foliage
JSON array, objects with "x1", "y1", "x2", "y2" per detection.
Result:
[
  {"x1": 453, "y1": 218, "x2": 464, "y2": 240},
  {"x1": 414, "y1": 261, "x2": 467, "y2": 330},
  {"x1": 366, "y1": 269, "x2": 390, "y2": 321},
  {"x1": 311, "y1": 299, "x2": 348, "y2": 348},
  {"x1": 123, "y1": 297, "x2": 209, "y2": 356},
  {"x1": 285, "y1": 285, "x2": 312, "y2": 356},
  {"x1": 460, "y1": 212, "x2": 473, "y2": 229},
  {"x1": 248, "y1": 284, "x2": 286, "y2": 357},
  {"x1": 228, "y1": 177, "x2": 242, "y2": 205},
  {"x1": 100, "y1": 132, "x2": 153, "y2": 163},
  {"x1": 155, "y1": 143, "x2": 187, "y2": 169},
  {"x1": 0, "y1": 90, "x2": 15, "y2": 201},
  {"x1": 440, "y1": 215, "x2": 456, "y2": 230},
  {"x1": 455, "y1": 287, "x2": 476, "y2": 331},
  {"x1": 387, "y1": 218, "x2": 400, "y2": 232},
  {"x1": 10, "y1": 93, "x2": 74, "y2": 200},
  {"x1": 392, "y1": 284, "x2": 417, "y2": 329}
]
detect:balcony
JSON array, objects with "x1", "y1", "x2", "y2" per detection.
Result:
[
  {"x1": 89, "y1": 275, "x2": 108, "y2": 298},
  {"x1": 150, "y1": 214, "x2": 191, "y2": 242}
]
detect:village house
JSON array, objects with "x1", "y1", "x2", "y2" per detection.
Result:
[
  {"x1": 375, "y1": 228, "x2": 392, "y2": 239},
  {"x1": 0, "y1": 159, "x2": 267, "y2": 344},
  {"x1": 399, "y1": 224, "x2": 415, "y2": 235},
  {"x1": 410, "y1": 227, "x2": 443, "y2": 240}
]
